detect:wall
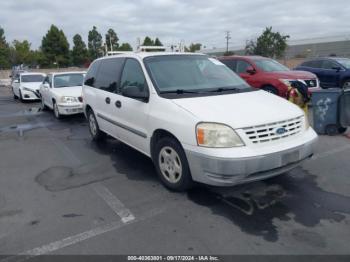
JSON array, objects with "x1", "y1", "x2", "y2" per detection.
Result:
[{"x1": 0, "y1": 67, "x2": 84, "y2": 79}]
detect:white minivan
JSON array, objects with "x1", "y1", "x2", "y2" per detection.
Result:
[{"x1": 82, "y1": 53, "x2": 318, "y2": 191}]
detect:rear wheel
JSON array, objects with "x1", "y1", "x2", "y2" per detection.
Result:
[
  {"x1": 262, "y1": 85, "x2": 278, "y2": 95},
  {"x1": 154, "y1": 137, "x2": 193, "y2": 191},
  {"x1": 87, "y1": 109, "x2": 105, "y2": 141}
]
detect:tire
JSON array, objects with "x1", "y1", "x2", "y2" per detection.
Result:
[
  {"x1": 53, "y1": 101, "x2": 62, "y2": 119},
  {"x1": 87, "y1": 109, "x2": 106, "y2": 141},
  {"x1": 13, "y1": 88, "x2": 18, "y2": 99},
  {"x1": 41, "y1": 96, "x2": 48, "y2": 110},
  {"x1": 342, "y1": 79, "x2": 350, "y2": 90},
  {"x1": 19, "y1": 90, "x2": 24, "y2": 102},
  {"x1": 153, "y1": 137, "x2": 193, "y2": 191},
  {"x1": 338, "y1": 127, "x2": 347, "y2": 134},
  {"x1": 262, "y1": 85, "x2": 279, "y2": 95}
]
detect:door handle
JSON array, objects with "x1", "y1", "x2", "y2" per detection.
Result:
[
  {"x1": 105, "y1": 97, "x2": 111, "y2": 104},
  {"x1": 115, "y1": 100, "x2": 122, "y2": 108}
]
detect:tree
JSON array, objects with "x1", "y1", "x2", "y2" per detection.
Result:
[
  {"x1": 118, "y1": 43, "x2": 133, "y2": 51},
  {"x1": 186, "y1": 43, "x2": 202, "y2": 53},
  {"x1": 142, "y1": 36, "x2": 154, "y2": 46},
  {"x1": 88, "y1": 26, "x2": 103, "y2": 59},
  {"x1": 154, "y1": 38, "x2": 163, "y2": 46},
  {"x1": 10, "y1": 40, "x2": 33, "y2": 65},
  {"x1": 41, "y1": 25, "x2": 70, "y2": 67},
  {"x1": 245, "y1": 27, "x2": 289, "y2": 58},
  {"x1": 105, "y1": 28, "x2": 119, "y2": 52},
  {"x1": 244, "y1": 40, "x2": 256, "y2": 55},
  {"x1": 72, "y1": 34, "x2": 89, "y2": 66},
  {"x1": 0, "y1": 26, "x2": 10, "y2": 69}
]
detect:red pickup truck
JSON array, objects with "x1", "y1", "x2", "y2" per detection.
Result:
[{"x1": 218, "y1": 56, "x2": 319, "y2": 98}]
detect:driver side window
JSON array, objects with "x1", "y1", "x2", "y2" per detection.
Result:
[
  {"x1": 120, "y1": 59, "x2": 147, "y2": 94},
  {"x1": 236, "y1": 60, "x2": 251, "y2": 74}
]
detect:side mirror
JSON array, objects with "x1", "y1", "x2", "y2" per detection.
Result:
[
  {"x1": 43, "y1": 83, "x2": 50, "y2": 88},
  {"x1": 122, "y1": 86, "x2": 149, "y2": 101},
  {"x1": 332, "y1": 66, "x2": 342, "y2": 72},
  {"x1": 246, "y1": 67, "x2": 256, "y2": 75},
  {"x1": 14, "y1": 79, "x2": 19, "y2": 83}
]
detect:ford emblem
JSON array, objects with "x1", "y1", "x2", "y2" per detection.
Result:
[{"x1": 276, "y1": 127, "x2": 287, "y2": 135}]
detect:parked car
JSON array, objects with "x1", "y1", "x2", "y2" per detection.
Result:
[
  {"x1": 12, "y1": 72, "x2": 46, "y2": 101},
  {"x1": 294, "y1": 57, "x2": 350, "y2": 89},
  {"x1": 40, "y1": 72, "x2": 85, "y2": 119},
  {"x1": 83, "y1": 53, "x2": 318, "y2": 191},
  {"x1": 218, "y1": 56, "x2": 319, "y2": 98}
]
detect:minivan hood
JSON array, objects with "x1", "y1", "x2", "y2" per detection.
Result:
[
  {"x1": 52, "y1": 86, "x2": 82, "y2": 97},
  {"x1": 264, "y1": 70, "x2": 316, "y2": 79},
  {"x1": 171, "y1": 91, "x2": 303, "y2": 129}
]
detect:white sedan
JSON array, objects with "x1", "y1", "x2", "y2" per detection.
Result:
[
  {"x1": 12, "y1": 72, "x2": 46, "y2": 101},
  {"x1": 40, "y1": 72, "x2": 86, "y2": 119}
]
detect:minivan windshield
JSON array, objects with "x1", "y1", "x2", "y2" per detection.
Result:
[
  {"x1": 253, "y1": 59, "x2": 290, "y2": 72},
  {"x1": 21, "y1": 75, "x2": 44, "y2": 83},
  {"x1": 54, "y1": 74, "x2": 84, "y2": 88},
  {"x1": 144, "y1": 55, "x2": 250, "y2": 94},
  {"x1": 334, "y1": 58, "x2": 350, "y2": 69}
]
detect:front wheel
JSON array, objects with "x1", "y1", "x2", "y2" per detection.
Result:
[
  {"x1": 87, "y1": 109, "x2": 105, "y2": 141},
  {"x1": 53, "y1": 102, "x2": 61, "y2": 119},
  {"x1": 41, "y1": 96, "x2": 48, "y2": 110},
  {"x1": 13, "y1": 88, "x2": 18, "y2": 99},
  {"x1": 154, "y1": 137, "x2": 193, "y2": 191},
  {"x1": 19, "y1": 90, "x2": 24, "y2": 102}
]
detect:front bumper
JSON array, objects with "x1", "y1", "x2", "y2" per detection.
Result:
[
  {"x1": 21, "y1": 89, "x2": 41, "y2": 100},
  {"x1": 57, "y1": 103, "x2": 84, "y2": 115},
  {"x1": 184, "y1": 134, "x2": 317, "y2": 187}
]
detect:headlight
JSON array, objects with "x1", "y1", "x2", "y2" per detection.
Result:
[
  {"x1": 196, "y1": 123, "x2": 245, "y2": 148},
  {"x1": 279, "y1": 79, "x2": 293, "y2": 87},
  {"x1": 61, "y1": 96, "x2": 78, "y2": 103}
]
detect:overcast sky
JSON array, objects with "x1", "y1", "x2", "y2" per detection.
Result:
[{"x1": 0, "y1": 0, "x2": 349, "y2": 50}]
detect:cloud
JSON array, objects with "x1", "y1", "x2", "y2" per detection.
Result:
[{"x1": 0, "y1": 0, "x2": 349, "y2": 49}]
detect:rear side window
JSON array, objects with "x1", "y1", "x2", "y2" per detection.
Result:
[
  {"x1": 221, "y1": 60, "x2": 237, "y2": 72},
  {"x1": 84, "y1": 60, "x2": 100, "y2": 87},
  {"x1": 303, "y1": 60, "x2": 322, "y2": 68},
  {"x1": 94, "y1": 58, "x2": 125, "y2": 93},
  {"x1": 120, "y1": 59, "x2": 147, "y2": 94}
]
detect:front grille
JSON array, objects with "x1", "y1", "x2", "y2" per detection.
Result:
[
  {"x1": 304, "y1": 79, "x2": 317, "y2": 88},
  {"x1": 243, "y1": 116, "x2": 304, "y2": 144}
]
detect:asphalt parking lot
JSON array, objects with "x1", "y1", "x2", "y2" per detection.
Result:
[{"x1": 0, "y1": 84, "x2": 350, "y2": 258}]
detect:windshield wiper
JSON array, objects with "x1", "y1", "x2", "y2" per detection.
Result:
[
  {"x1": 160, "y1": 89, "x2": 202, "y2": 94},
  {"x1": 207, "y1": 87, "x2": 241, "y2": 93}
]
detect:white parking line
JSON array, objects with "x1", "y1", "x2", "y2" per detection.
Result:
[
  {"x1": 1, "y1": 208, "x2": 164, "y2": 262},
  {"x1": 93, "y1": 184, "x2": 135, "y2": 223},
  {"x1": 311, "y1": 144, "x2": 350, "y2": 161}
]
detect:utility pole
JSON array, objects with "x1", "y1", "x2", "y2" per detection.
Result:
[{"x1": 225, "y1": 31, "x2": 231, "y2": 54}]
